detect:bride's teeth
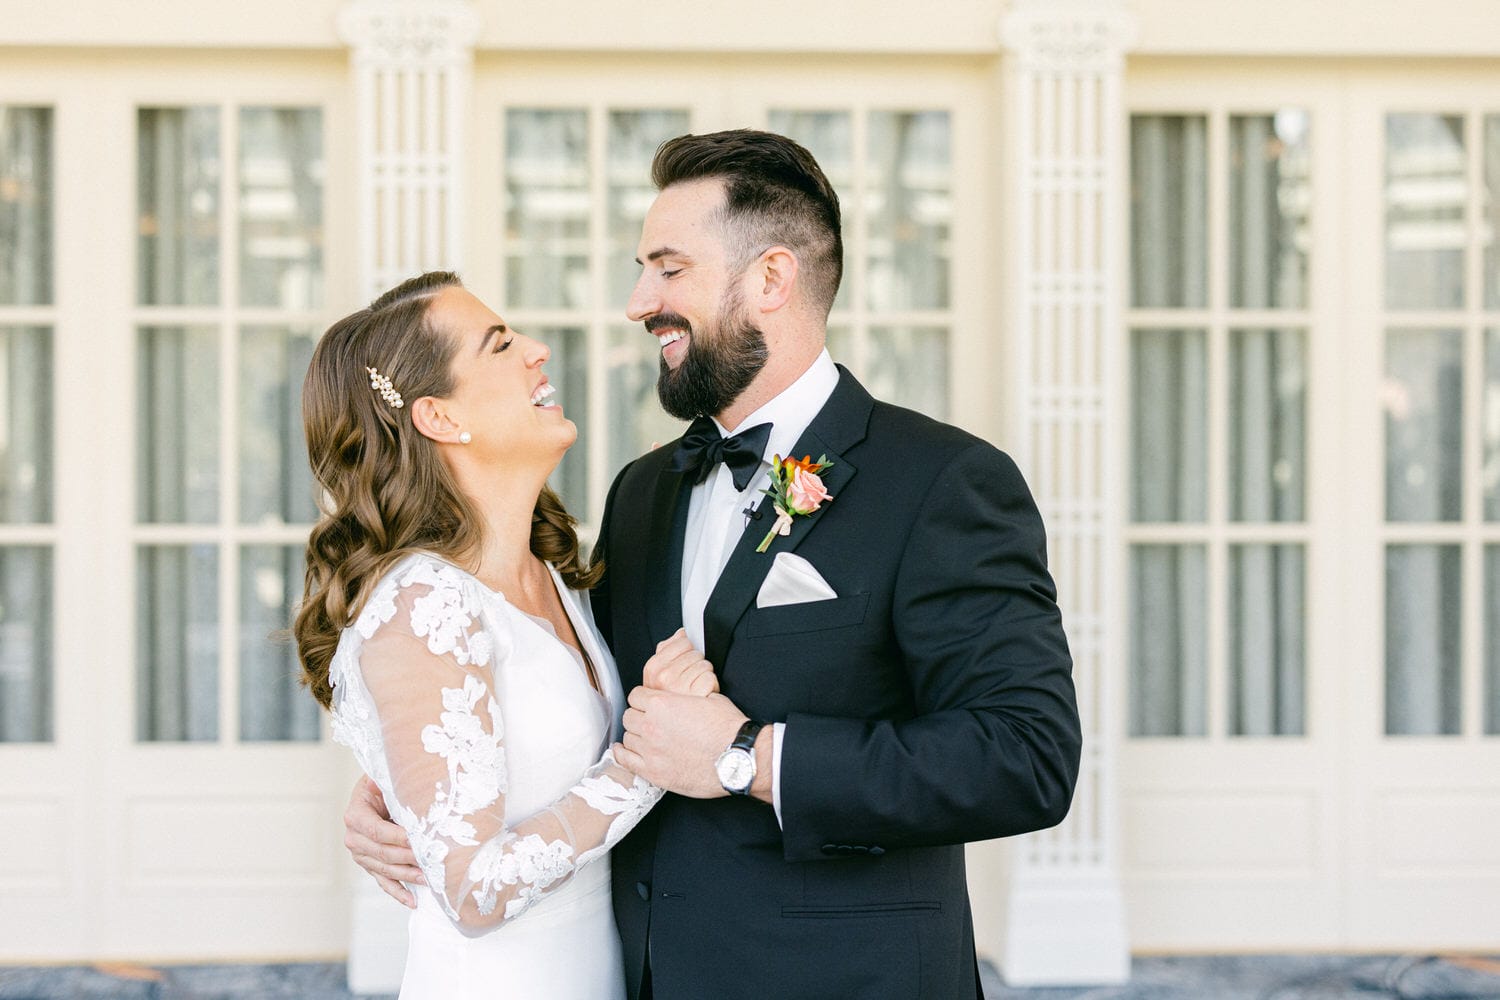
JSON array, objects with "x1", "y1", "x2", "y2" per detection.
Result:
[{"x1": 531, "y1": 384, "x2": 556, "y2": 406}]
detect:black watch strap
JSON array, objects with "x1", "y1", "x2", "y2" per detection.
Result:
[{"x1": 730, "y1": 719, "x2": 766, "y2": 753}]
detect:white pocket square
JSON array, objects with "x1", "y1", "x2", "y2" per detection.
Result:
[{"x1": 756, "y1": 552, "x2": 838, "y2": 608}]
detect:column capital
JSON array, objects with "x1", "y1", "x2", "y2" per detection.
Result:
[
  {"x1": 337, "y1": 0, "x2": 480, "y2": 63},
  {"x1": 999, "y1": 0, "x2": 1136, "y2": 73}
]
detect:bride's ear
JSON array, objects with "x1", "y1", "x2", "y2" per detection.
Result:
[{"x1": 409, "y1": 396, "x2": 462, "y2": 445}]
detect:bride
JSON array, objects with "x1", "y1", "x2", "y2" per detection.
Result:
[{"x1": 294, "y1": 271, "x2": 714, "y2": 998}]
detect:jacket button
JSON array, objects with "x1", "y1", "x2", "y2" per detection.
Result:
[
  {"x1": 868, "y1": 846, "x2": 885, "y2": 856},
  {"x1": 636, "y1": 881, "x2": 650, "y2": 901},
  {"x1": 820, "y1": 843, "x2": 839, "y2": 856},
  {"x1": 851, "y1": 845, "x2": 869, "y2": 855},
  {"x1": 837, "y1": 844, "x2": 855, "y2": 856}
]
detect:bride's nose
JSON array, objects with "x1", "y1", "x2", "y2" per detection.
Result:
[{"x1": 522, "y1": 335, "x2": 550, "y2": 367}]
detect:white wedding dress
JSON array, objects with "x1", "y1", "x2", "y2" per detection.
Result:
[{"x1": 329, "y1": 552, "x2": 659, "y2": 999}]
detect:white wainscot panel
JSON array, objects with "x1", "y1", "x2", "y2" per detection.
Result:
[
  {"x1": 2, "y1": 798, "x2": 71, "y2": 892},
  {"x1": 125, "y1": 795, "x2": 332, "y2": 889},
  {"x1": 1376, "y1": 790, "x2": 1500, "y2": 873},
  {"x1": 1126, "y1": 791, "x2": 1318, "y2": 874}
]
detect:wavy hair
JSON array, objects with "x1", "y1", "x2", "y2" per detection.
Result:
[{"x1": 295, "y1": 271, "x2": 601, "y2": 709}]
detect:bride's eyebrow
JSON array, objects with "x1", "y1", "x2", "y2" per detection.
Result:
[{"x1": 476, "y1": 323, "x2": 508, "y2": 355}]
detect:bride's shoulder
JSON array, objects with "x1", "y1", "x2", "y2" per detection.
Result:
[{"x1": 351, "y1": 552, "x2": 507, "y2": 667}]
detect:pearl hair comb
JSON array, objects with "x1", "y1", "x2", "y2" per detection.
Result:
[{"x1": 366, "y1": 366, "x2": 404, "y2": 409}]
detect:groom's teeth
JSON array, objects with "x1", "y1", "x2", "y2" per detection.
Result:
[{"x1": 657, "y1": 330, "x2": 685, "y2": 347}]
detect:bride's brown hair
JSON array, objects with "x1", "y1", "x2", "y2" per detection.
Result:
[{"x1": 294, "y1": 271, "x2": 601, "y2": 709}]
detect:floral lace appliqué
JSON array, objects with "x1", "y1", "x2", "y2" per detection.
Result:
[
  {"x1": 466, "y1": 833, "x2": 576, "y2": 919},
  {"x1": 401, "y1": 560, "x2": 492, "y2": 667}
]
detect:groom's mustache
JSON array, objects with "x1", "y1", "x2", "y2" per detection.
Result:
[{"x1": 645, "y1": 312, "x2": 693, "y2": 336}]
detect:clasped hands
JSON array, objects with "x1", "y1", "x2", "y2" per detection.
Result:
[
  {"x1": 343, "y1": 628, "x2": 753, "y2": 908},
  {"x1": 615, "y1": 629, "x2": 752, "y2": 800}
]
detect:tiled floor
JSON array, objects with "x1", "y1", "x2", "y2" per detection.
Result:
[{"x1": 2, "y1": 954, "x2": 1498, "y2": 999}]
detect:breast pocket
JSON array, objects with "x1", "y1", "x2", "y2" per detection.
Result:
[{"x1": 745, "y1": 592, "x2": 870, "y2": 637}]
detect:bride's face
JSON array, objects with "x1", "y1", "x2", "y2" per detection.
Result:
[{"x1": 425, "y1": 287, "x2": 576, "y2": 466}]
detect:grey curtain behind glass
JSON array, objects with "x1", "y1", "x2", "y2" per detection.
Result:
[
  {"x1": 0, "y1": 548, "x2": 51, "y2": 741},
  {"x1": 0, "y1": 109, "x2": 51, "y2": 305},
  {"x1": 1130, "y1": 113, "x2": 1306, "y2": 736}
]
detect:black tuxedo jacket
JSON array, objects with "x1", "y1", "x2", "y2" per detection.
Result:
[{"x1": 592, "y1": 368, "x2": 1081, "y2": 1000}]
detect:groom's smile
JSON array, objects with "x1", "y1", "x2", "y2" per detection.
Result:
[{"x1": 646, "y1": 313, "x2": 692, "y2": 369}]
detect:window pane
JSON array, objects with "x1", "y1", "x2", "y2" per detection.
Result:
[
  {"x1": 0, "y1": 547, "x2": 50, "y2": 742},
  {"x1": 1488, "y1": 546, "x2": 1500, "y2": 735},
  {"x1": 138, "y1": 107, "x2": 220, "y2": 306},
  {"x1": 1131, "y1": 328, "x2": 1207, "y2": 522},
  {"x1": 1384, "y1": 328, "x2": 1462, "y2": 522},
  {"x1": 1385, "y1": 113, "x2": 1465, "y2": 311},
  {"x1": 137, "y1": 326, "x2": 219, "y2": 523},
  {"x1": 867, "y1": 111, "x2": 950, "y2": 311},
  {"x1": 239, "y1": 545, "x2": 317, "y2": 741},
  {"x1": 0, "y1": 326, "x2": 51, "y2": 523},
  {"x1": 1385, "y1": 544, "x2": 1461, "y2": 735},
  {"x1": 1130, "y1": 544, "x2": 1208, "y2": 736},
  {"x1": 533, "y1": 326, "x2": 588, "y2": 513},
  {"x1": 1229, "y1": 328, "x2": 1306, "y2": 522},
  {"x1": 505, "y1": 109, "x2": 589, "y2": 309},
  {"x1": 137, "y1": 545, "x2": 219, "y2": 742},
  {"x1": 1228, "y1": 543, "x2": 1305, "y2": 736},
  {"x1": 1487, "y1": 116, "x2": 1500, "y2": 309},
  {"x1": 239, "y1": 326, "x2": 316, "y2": 525},
  {"x1": 767, "y1": 110, "x2": 852, "y2": 313},
  {"x1": 866, "y1": 326, "x2": 948, "y2": 420},
  {"x1": 608, "y1": 110, "x2": 689, "y2": 307},
  {"x1": 238, "y1": 108, "x2": 323, "y2": 309},
  {"x1": 1131, "y1": 115, "x2": 1208, "y2": 308},
  {"x1": 1487, "y1": 329, "x2": 1500, "y2": 521},
  {"x1": 1229, "y1": 112, "x2": 1310, "y2": 309},
  {"x1": 607, "y1": 325, "x2": 685, "y2": 479},
  {"x1": 0, "y1": 107, "x2": 52, "y2": 306}
]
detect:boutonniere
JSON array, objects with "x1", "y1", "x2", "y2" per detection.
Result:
[{"x1": 756, "y1": 454, "x2": 834, "y2": 553}]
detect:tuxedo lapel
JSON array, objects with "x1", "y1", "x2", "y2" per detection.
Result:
[
  {"x1": 644, "y1": 462, "x2": 692, "y2": 645},
  {"x1": 701, "y1": 367, "x2": 873, "y2": 670}
]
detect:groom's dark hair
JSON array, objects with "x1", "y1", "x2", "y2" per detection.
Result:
[{"x1": 651, "y1": 129, "x2": 843, "y2": 317}]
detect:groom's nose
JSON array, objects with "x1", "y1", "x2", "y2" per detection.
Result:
[{"x1": 626, "y1": 272, "x2": 658, "y2": 323}]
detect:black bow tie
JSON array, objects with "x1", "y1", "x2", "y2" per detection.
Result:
[{"x1": 669, "y1": 417, "x2": 774, "y2": 492}]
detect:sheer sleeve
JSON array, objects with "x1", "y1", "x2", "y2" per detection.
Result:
[{"x1": 349, "y1": 560, "x2": 660, "y2": 933}]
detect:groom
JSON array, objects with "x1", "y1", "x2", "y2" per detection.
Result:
[{"x1": 346, "y1": 129, "x2": 1080, "y2": 999}]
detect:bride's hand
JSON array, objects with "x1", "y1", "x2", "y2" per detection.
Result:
[{"x1": 642, "y1": 628, "x2": 719, "y2": 696}]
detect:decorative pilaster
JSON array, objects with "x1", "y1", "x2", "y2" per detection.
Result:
[
  {"x1": 337, "y1": 3, "x2": 478, "y2": 991},
  {"x1": 338, "y1": 0, "x2": 479, "y2": 300},
  {"x1": 996, "y1": 0, "x2": 1133, "y2": 985}
]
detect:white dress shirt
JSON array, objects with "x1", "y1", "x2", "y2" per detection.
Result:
[{"x1": 679, "y1": 349, "x2": 839, "y2": 824}]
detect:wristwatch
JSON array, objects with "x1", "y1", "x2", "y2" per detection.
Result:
[{"x1": 714, "y1": 720, "x2": 766, "y2": 795}]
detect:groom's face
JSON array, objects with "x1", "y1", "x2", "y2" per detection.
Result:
[{"x1": 627, "y1": 178, "x2": 769, "y2": 420}]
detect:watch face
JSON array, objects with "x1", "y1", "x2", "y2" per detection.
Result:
[{"x1": 716, "y1": 749, "x2": 755, "y2": 792}]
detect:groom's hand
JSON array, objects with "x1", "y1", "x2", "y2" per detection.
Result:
[
  {"x1": 617, "y1": 689, "x2": 763, "y2": 799},
  {"x1": 344, "y1": 775, "x2": 424, "y2": 908}
]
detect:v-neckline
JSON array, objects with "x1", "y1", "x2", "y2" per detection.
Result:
[{"x1": 500, "y1": 564, "x2": 606, "y2": 702}]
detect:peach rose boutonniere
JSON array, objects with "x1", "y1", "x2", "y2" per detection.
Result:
[{"x1": 756, "y1": 453, "x2": 834, "y2": 553}]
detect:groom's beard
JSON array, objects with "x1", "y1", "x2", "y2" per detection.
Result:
[{"x1": 653, "y1": 292, "x2": 769, "y2": 421}]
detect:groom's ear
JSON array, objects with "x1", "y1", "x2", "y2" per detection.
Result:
[
  {"x1": 409, "y1": 395, "x2": 461, "y2": 444},
  {"x1": 751, "y1": 246, "x2": 798, "y2": 314}
]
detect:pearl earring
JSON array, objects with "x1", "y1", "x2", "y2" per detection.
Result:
[{"x1": 458, "y1": 431, "x2": 472, "y2": 445}]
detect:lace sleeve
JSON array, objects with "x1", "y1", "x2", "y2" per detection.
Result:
[{"x1": 354, "y1": 562, "x2": 661, "y2": 933}]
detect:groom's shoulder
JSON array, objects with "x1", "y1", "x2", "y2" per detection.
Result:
[{"x1": 863, "y1": 396, "x2": 1012, "y2": 473}]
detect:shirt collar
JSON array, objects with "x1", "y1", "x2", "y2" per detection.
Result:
[{"x1": 711, "y1": 349, "x2": 839, "y2": 468}]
